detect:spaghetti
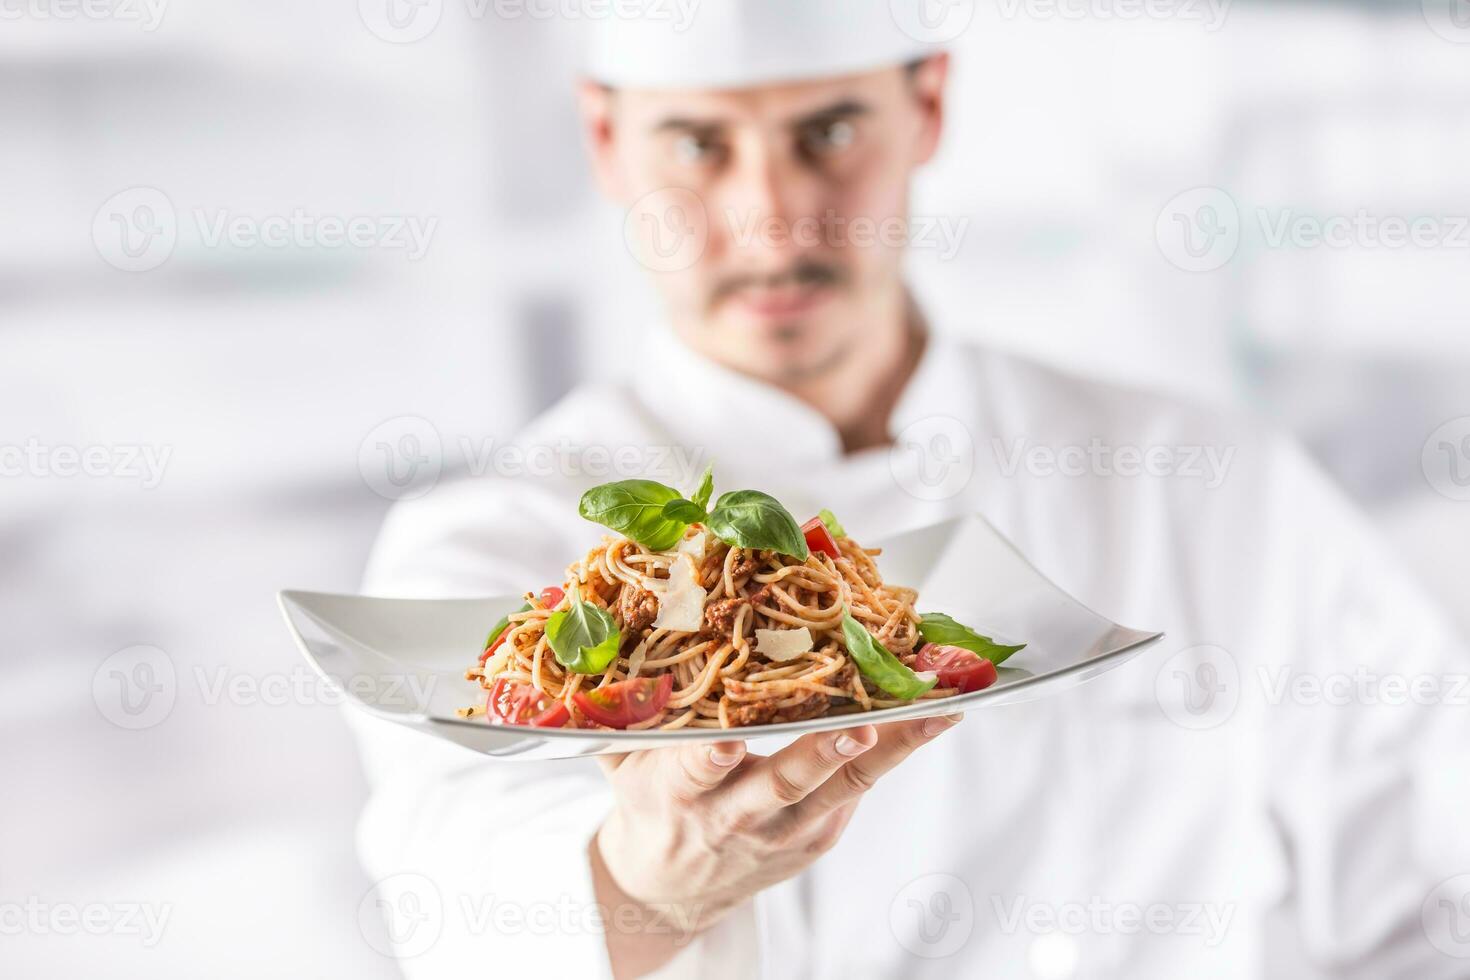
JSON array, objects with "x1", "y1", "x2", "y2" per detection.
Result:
[{"x1": 462, "y1": 524, "x2": 970, "y2": 730}]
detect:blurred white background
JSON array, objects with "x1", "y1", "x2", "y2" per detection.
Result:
[{"x1": 4, "y1": 1, "x2": 1468, "y2": 975}]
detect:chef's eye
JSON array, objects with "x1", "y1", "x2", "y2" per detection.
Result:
[
  {"x1": 673, "y1": 133, "x2": 726, "y2": 167},
  {"x1": 800, "y1": 118, "x2": 856, "y2": 157}
]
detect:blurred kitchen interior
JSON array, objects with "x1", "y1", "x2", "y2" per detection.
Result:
[{"x1": 3, "y1": 1, "x2": 1467, "y2": 976}]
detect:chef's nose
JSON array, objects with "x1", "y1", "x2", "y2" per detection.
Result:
[{"x1": 711, "y1": 137, "x2": 822, "y2": 264}]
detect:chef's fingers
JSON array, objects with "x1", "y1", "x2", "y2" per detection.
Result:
[
  {"x1": 660, "y1": 740, "x2": 748, "y2": 801},
  {"x1": 796, "y1": 714, "x2": 962, "y2": 818},
  {"x1": 723, "y1": 725, "x2": 878, "y2": 817}
]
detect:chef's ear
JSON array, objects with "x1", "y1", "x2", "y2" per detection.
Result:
[
  {"x1": 906, "y1": 53, "x2": 949, "y2": 167},
  {"x1": 577, "y1": 80, "x2": 630, "y2": 203}
]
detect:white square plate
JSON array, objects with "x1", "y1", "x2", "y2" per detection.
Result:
[{"x1": 278, "y1": 514, "x2": 1162, "y2": 760}]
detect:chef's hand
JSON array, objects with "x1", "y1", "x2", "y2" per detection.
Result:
[{"x1": 588, "y1": 715, "x2": 963, "y2": 979}]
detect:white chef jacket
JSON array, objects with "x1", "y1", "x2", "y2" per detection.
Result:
[{"x1": 349, "y1": 323, "x2": 1469, "y2": 979}]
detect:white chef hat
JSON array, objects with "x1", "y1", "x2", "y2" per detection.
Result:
[{"x1": 581, "y1": 0, "x2": 943, "y2": 91}]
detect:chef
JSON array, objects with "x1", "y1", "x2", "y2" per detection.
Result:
[{"x1": 348, "y1": 3, "x2": 1469, "y2": 978}]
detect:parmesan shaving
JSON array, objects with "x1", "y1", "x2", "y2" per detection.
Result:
[
  {"x1": 755, "y1": 626, "x2": 815, "y2": 662},
  {"x1": 650, "y1": 553, "x2": 706, "y2": 632}
]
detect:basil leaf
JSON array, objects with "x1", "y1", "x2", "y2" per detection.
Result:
[
  {"x1": 578, "y1": 479, "x2": 687, "y2": 551},
  {"x1": 573, "y1": 631, "x2": 621, "y2": 675},
  {"x1": 706, "y1": 490, "x2": 809, "y2": 560},
  {"x1": 546, "y1": 599, "x2": 622, "y2": 674},
  {"x1": 917, "y1": 612, "x2": 1027, "y2": 666},
  {"x1": 818, "y1": 508, "x2": 846, "y2": 538},
  {"x1": 484, "y1": 601, "x2": 531, "y2": 649},
  {"x1": 661, "y1": 498, "x2": 707, "y2": 525},
  {"x1": 840, "y1": 609, "x2": 936, "y2": 700},
  {"x1": 690, "y1": 464, "x2": 714, "y2": 511}
]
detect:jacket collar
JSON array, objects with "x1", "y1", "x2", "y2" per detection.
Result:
[{"x1": 636, "y1": 318, "x2": 979, "y2": 467}]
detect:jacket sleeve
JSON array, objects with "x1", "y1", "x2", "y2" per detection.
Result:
[
  {"x1": 1260, "y1": 438, "x2": 1470, "y2": 978},
  {"x1": 345, "y1": 479, "x2": 761, "y2": 978}
]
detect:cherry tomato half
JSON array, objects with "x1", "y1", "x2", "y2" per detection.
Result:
[
  {"x1": 915, "y1": 643, "x2": 998, "y2": 694},
  {"x1": 538, "y1": 586, "x2": 565, "y2": 610},
  {"x1": 800, "y1": 517, "x2": 841, "y2": 560},
  {"x1": 572, "y1": 674, "x2": 675, "y2": 729},
  {"x1": 487, "y1": 678, "x2": 571, "y2": 728}
]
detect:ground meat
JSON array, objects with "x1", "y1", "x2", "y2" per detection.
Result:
[
  {"x1": 730, "y1": 549, "x2": 761, "y2": 579},
  {"x1": 698, "y1": 551, "x2": 726, "y2": 580},
  {"x1": 701, "y1": 597, "x2": 743, "y2": 638},
  {"x1": 830, "y1": 660, "x2": 859, "y2": 694},
  {"x1": 618, "y1": 586, "x2": 659, "y2": 633},
  {"x1": 885, "y1": 622, "x2": 920, "y2": 657},
  {"x1": 722, "y1": 689, "x2": 831, "y2": 727},
  {"x1": 701, "y1": 585, "x2": 772, "y2": 640}
]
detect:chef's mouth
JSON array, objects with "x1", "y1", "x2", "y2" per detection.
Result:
[
  {"x1": 733, "y1": 281, "x2": 836, "y2": 320},
  {"x1": 710, "y1": 261, "x2": 846, "y2": 320}
]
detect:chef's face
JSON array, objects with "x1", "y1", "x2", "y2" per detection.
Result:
[{"x1": 580, "y1": 58, "x2": 948, "y2": 383}]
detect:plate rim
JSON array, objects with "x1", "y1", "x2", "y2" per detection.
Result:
[{"x1": 277, "y1": 512, "x2": 1166, "y2": 745}]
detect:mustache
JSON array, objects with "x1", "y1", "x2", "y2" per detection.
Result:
[{"x1": 710, "y1": 260, "x2": 846, "y2": 307}]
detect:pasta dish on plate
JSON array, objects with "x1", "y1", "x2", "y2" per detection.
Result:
[{"x1": 460, "y1": 468, "x2": 1023, "y2": 730}]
